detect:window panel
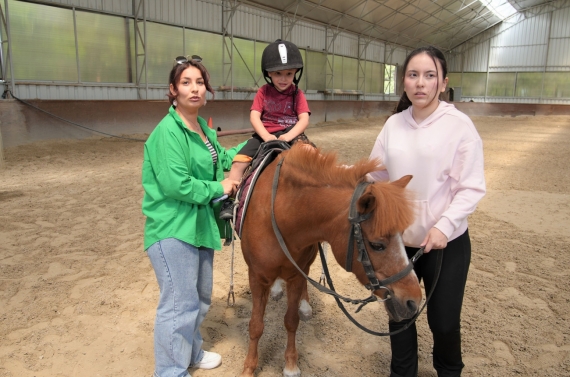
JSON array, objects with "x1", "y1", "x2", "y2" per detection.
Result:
[
  {"x1": 254, "y1": 41, "x2": 269, "y2": 88},
  {"x1": 447, "y1": 73, "x2": 461, "y2": 88},
  {"x1": 515, "y1": 72, "x2": 542, "y2": 98},
  {"x1": 8, "y1": 0, "x2": 77, "y2": 81},
  {"x1": 461, "y1": 72, "x2": 486, "y2": 97},
  {"x1": 186, "y1": 30, "x2": 223, "y2": 88},
  {"x1": 384, "y1": 64, "x2": 396, "y2": 94},
  {"x1": 332, "y1": 56, "x2": 342, "y2": 89},
  {"x1": 231, "y1": 38, "x2": 256, "y2": 88},
  {"x1": 487, "y1": 72, "x2": 515, "y2": 97},
  {"x1": 306, "y1": 50, "x2": 326, "y2": 91},
  {"x1": 543, "y1": 72, "x2": 570, "y2": 98},
  {"x1": 365, "y1": 61, "x2": 383, "y2": 94},
  {"x1": 146, "y1": 23, "x2": 183, "y2": 85},
  {"x1": 296, "y1": 48, "x2": 307, "y2": 91},
  {"x1": 343, "y1": 57, "x2": 358, "y2": 91},
  {"x1": 76, "y1": 12, "x2": 130, "y2": 83}
]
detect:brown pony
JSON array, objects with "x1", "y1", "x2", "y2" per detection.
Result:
[{"x1": 239, "y1": 144, "x2": 422, "y2": 377}]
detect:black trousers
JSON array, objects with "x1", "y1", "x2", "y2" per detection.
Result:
[
  {"x1": 236, "y1": 127, "x2": 294, "y2": 158},
  {"x1": 389, "y1": 230, "x2": 471, "y2": 377}
]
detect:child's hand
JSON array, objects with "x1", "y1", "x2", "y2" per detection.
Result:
[
  {"x1": 277, "y1": 134, "x2": 291, "y2": 142},
  {"x1": 264, "y1": 134, "x2": 278, "y2": 142}
]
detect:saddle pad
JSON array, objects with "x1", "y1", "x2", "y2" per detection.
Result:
[{"x1": 235, "y1": 144, "x2": 289, "y2": 237}]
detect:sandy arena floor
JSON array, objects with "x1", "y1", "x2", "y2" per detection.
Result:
[{"x1": 0, "y1": 114, "x2": 569, "y2": 377}]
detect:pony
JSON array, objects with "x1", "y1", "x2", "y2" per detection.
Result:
[{"x1": 238, "y1": 143, "x2": 422, "y2": 377}]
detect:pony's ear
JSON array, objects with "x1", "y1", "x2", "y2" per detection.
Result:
[
  {"x1": 357, "y1": 189, "x2": 376, "y2": 215},
  {"x1": 391, "y1": 175, "x2": 412, "y2": 188}
]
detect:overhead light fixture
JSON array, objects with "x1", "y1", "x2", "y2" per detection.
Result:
[{"x1": 479, "y1": 0, "x2": 517, "y2": 20}]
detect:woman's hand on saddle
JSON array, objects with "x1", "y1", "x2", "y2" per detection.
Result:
[
  {"x1": 221, "y1": 178, "x2": 240, "y2": 196},
  {"x1": 277, "y1": 133, "x2": 291, "y2": 143},
  {"x1": 421, "y1": 227, "x2": 448, "y2": 253}
]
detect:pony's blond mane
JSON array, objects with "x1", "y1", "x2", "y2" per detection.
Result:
[
  {"x1": 285, "y1": 144, "x2": 381, "y2": 187},
  {"x1": 285, "y1": 144, "x2": 413, "y2": 234}
]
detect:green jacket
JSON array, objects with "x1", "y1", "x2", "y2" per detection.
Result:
[{"x1": 142, "y1": 106, "x2": 246, "y2": 250}]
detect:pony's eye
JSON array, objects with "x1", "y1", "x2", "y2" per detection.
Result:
[{"x1": 369, "y1": 241, "x2": 386, "y2": 252}]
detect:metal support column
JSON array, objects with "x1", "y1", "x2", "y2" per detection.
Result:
[
  {"x1": 72, "y1": 7, "x2": 81, "y2": 84},
  {"x1": 133, "y1": 0, "x2": 148, "y2": 99},
  {"x1": 1, "y1": 0, "x2": 15, "y2": 98},
  {"x1": 484, "y1": 40, "x2": 491, "y2": 102},
  {"x1": 325, "y1": 26, "x2": 340, "y2": 100},
  {"x1": 222, "y1": 0, "x2": 239, "y2": 99},
  {"x1": 540, "y1": 11, "x2": 553, "y2": 103},
  {"x1": 357, "y1": 36, "x2": 371, "y2": 101}
]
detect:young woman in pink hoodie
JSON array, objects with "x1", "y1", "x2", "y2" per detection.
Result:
[{"x1": 368, "y1": 46, "x2": 486, "y2": 377}]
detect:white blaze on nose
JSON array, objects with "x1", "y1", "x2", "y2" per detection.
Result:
[{"x1": 394, "y1": 233, "x2": 408, "y2": 262}]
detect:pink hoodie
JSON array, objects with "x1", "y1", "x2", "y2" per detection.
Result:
[{"x1": 369, "y1": 101, "x2": 486, "y2": 247}]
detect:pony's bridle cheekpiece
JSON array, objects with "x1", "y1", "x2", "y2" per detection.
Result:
[{"x1": 346, "y1": 181, "x2": 423, "y2": 297}]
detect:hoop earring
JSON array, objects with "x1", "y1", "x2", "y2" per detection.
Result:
[
  {"x1": 204, "y1": 100, "x2": 207, "y2": 106},
  {"x1": 173, "y1": 99, "x2": 178, "y2": 107}
]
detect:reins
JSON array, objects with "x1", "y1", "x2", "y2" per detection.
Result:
[{"x1": 270, "y1": 156, "x2": 443, "y2": 336}]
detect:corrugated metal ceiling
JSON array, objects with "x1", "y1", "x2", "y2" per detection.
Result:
[{"x1": 242, "y1": 0, "x2": 554, "y2": 51}]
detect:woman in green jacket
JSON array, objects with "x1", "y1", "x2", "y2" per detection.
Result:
[{"x1": 142, "y1": 56, "x2": 245, "y2": 377}]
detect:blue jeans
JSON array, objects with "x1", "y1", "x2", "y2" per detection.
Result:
[{"x1": 147, "y1": 238, "x2": 214, "y2": 377}]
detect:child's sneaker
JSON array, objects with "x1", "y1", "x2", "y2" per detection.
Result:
[{"x1": 219, "y1": 199, "x2": 235, "y2": 220}]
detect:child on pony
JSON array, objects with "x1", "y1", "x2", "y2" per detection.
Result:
[{"x1": 219, "y1": 39, "x2": 312, "y2": 220}]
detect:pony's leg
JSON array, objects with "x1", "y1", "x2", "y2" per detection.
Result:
[
  {"x1": 282, "y1": 277, "x2": 304, "y2": 377},
  {"x1": 271, "y1": 278, "x2": 312, "y2": 321},
  {"x1": 270, "y1": 278, "x2": 284, "y2": 301},
  {"x1": 240, "y1": 277, "x2": 271, "y2": 377},
  {"x1": 298, "y1": 280, "x2": 312, "y2": 321}
]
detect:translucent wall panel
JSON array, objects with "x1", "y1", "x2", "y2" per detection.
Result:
[
  {"x1": 186, "y1": 30, "x2": 223, "y2": 88},
  {"x1": 8, "y1": 0, "x2": 77, "y2": 81},
  {"x1": 297, "y1": 49, "x2": 307, "y2": 91},
  {"x1": 515, "y1": 72, "x2": 542, "y2": 98},
  {"x1": 365, "y1": 61, "x2": 383, "y2": 94},
  {"x1": 384, "y1": 65, "x2": 396, "y2": 94},
  {"x1": 332, "y1": 56, "x2": 342, "y2": 88},
  {"x1": 447, "y1": 73, "x2": 461, "y2": 88},
  {"x1": 487, "y1": 72, "x2": 515, "y2": 97},
  {"x1": 231, "y1": 38, "x2": 256, "y2": 88},
  {"x1": 543, "y1": 72, "x2": 570, "y2": 98},
  {"x1": 76, "y1": 12, "x2": 131, "y2": 83},
  {"x1": 146, "y1": 23, "x2": 184, "y2": 85},
  {"x1": 252, "y1": 41, "x2": 268, "y2": 88},
  {"x1": 461, "y1": 72, "x2": 486, "y2": 97},
  {"x1": 306, "y1": 50, "x2": 326, "y2": 91},
  {"x1": 343, "y1": 57, "x2": 358, "y2": 90}
]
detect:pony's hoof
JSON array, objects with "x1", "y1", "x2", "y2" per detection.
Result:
[
  {"x1": 283, "y1": 366, "x2": 301, "y2": 377},
  {"x1": 298, "y1": 299, "x2": 313, "y2": 321},
  {"x1": 270, "y1": 279, "x2": 284, "y2": 301}
]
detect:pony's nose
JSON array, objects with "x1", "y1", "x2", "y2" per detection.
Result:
[{"x1": 407, "y1": 299, "x2": 418, "y2": 314}]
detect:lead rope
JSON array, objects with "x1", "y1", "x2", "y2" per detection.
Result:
[{"x1": 226, "y1": 204, "x2": 240, "y2": 307}]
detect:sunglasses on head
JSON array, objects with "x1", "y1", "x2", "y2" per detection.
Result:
[{"x1": 175, "y1": 55, "x2": 202, "y2": 64}]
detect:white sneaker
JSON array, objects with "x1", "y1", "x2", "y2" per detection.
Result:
[{"x1": 193, "y1": 351, "x2": 222, "y2": 370}]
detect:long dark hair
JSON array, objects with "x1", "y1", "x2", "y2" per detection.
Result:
[
  {"x1": 167, "y1": 59, "x2": 215, "y2": 105},
  {"x1": 394, "y1": 46, "x2": 448, "y2": 114}
]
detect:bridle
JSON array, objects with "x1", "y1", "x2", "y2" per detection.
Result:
[
  {"x1": 345, "y1": 181, "x2": 423, "y2": 296},
  {"x1": 270, "y1": 156, "x2": 442, "y2": 336}
]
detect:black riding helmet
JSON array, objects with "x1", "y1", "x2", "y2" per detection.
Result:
[{"x1": 261, "y1": 39, "x2": 304, "y2": 87}]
